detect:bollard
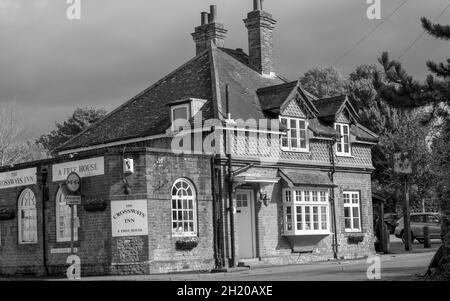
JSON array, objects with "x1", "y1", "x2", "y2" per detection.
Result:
[{"x1": 423, "y1": 226, "x2": 431, "y2": 248}]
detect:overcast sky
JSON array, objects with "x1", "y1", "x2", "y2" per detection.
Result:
[{"x1": 0, "y1": 0, "x2": 449, "y2": 138}]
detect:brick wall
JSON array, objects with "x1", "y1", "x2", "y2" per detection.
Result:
[
  {"x1": 0, "y1": 184, "x2": 46, "y2": 276},
  {"x1": 0, "y1": 149, "x2": 215, "y2": 277},
  {"x1": 219, "y1": 166, "x2": 375, "y2": 267}
]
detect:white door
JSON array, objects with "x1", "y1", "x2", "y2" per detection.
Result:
[{"x1": 236, "y1": 190, "x2": 255, "y2": 259}]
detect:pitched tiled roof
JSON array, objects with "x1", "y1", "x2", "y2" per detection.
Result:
[
  {"x1": 57, "y1": 44, "x2": 377, "y2": 153},
  {"x1": 313, "y1": 95, "x2": 347, "y2": 118},
  {"x1": 279, "y1": 169, "x2": 337, "y2": 188},
  {"x1": 57, "y1": 51, "x2": 215, "y2": 151},
  {"x1": 257, "y1": 81, "x2": 298, "y2": 111},
  {"x1": 214, "y1": 47, "x2": 286, "y2": 121},
  {"x1": 351, "y1": 124, "x2": 379, "y2": 143}
]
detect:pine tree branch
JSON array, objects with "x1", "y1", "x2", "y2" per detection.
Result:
[{"x1": 421, "y1": 17, "x2": 450, "y2": 41}]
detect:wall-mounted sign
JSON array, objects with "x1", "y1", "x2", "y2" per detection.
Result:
[
  {"x1": 123, "y1": 158, "x2": 134, "y2": 174},
  {"x1": 0, "y1": 168, "x2": 37, "y2": 190},
  {"x1": 394, "y1": 152, "x2": 412, "y2": 175},
  {"x1": 52, "y1": 157, "x2": 104, "y2": 182},
  {"x1": 65, "y1": 195, "x2": 82, "y2": 206},
  {"x1": 66, "y1": 172, "x2": 81, "y2": 193},
  {"x1": 111, "y1": 200, "x2": 148, "y2": 237}
]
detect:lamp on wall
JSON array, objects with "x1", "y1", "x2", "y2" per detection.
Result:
[
  {"x1": 257, "y1": 184, "x2": 271, "y2": 207},
  {"x1": 123, "y1": 179, "x2": 131, "y2": 195}
]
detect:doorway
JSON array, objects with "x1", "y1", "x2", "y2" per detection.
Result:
[{"x1": 235, "y1": 189, "x2": 256, "y2": 259}]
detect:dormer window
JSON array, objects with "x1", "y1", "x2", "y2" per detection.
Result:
[
  {"x1": 171, "y1": 104, "x2": 190, "y2": 132},
  {"x1": 280, "y1": 117, "x2": 308, "y2": 152},
  {"x1": 335, "y1": 123, "x2": 351, "y2": 156}
]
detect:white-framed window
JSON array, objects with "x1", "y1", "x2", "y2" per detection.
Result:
[
  {"x1": 56, "y1": 187, "x2": 78, "y2": 242},
  {"x1": 280, "y1": 117, "x2": 308, "y2": 152},
  {"x1": 171, "y1": 104, "x2": 190, "y2": 132},
  {"x1": 171, "y1": 178, "x2": 197, "y2": 237},
  {"x1": 343, "y1": 191, "x2": 361, "y2": 232},
  {"x1": 335, "y1": 123, "x2": 351, "y2": 156},
  {"x1": 282, "y1": 188, "x2": 330, "y2": 235},
  {"x1": 18, "y1": 188, "x2": 38, "y2": 244}
]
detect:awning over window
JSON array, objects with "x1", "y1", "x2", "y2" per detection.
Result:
[
  {"x1": 233, "y1": 173, "x2": 280, "y2": 184},
  {"x1": 279, "y1": 169, "x2": 337, "y2": 188}
]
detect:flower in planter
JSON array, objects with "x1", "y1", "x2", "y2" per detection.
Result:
[
  {"x1": 347, "y1": 235, "x2": 365, "y2": 245},
  {"x1": 175, "y1": 237, "x2": 199, "y2": 251},
  {"x1": 83, "y1": 199, "x2": 108, "y2": 212},
  {"x1": 0, "y1": 208, "x2": 15, "y2": 220}
]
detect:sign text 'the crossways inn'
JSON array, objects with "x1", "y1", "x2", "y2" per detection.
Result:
[
  {"x1": 52, "y1": 157, "x2": 105, "y2": 182},
  {"x1": 0, "y1": 168, "x2": 37, "y2": 190}
]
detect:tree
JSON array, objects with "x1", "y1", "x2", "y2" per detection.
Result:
[
  {"x1": 299, "y1": 66, "x2": 347, "y2": 98},
  {"x1": 37, "y1": 107, "x2": 107, "y2": 151},
  {"x1": 0, "y1": 103, "x2": 49, "y2": 166},
  {"x1": 373, "y1": 16, "x2": 450, "y2": 213},
  {"x1": 373, "y1": 18, "x2": 449, "y2": 111},
  {"x1": 300, "y1": 65, "x2": 433, "y2": 212}
]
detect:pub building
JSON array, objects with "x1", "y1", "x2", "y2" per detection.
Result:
[{"x1": 0, "y1": 1, "x2": 379, "y2": 276}]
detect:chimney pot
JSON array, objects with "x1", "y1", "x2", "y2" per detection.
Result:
[
  {"x1": 260, "y1": 0, "x2": 264, "y2": 10},
  {"x1": 209, "y1": 5, "x2": 217, "y2": 23},
  {"x1": 201, "y1": 12, "x2": 208, "y2": 25},
  {"x1": 253, "y1": 0, "x2": 261, "y2": 11}
]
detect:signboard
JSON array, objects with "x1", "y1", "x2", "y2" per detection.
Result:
[
  {"x1": 50, "y1": 248, "x2": 78, "y2": 254},
  {"x1": 111, "y1": 200, "x2": 148, "y2": 237},
  {"x1": 0, "y1": 168, "x2": 37, "y2": 190},
  {"x1": 52, "y1": 157, "x2": 104, "y2": 182},
  {"x1": 65, "y1": 195, "x2": 82, "y2": 205},
  {"x1": 66, "y1": 172, "x2": 81, "y2": 193},
  {"x1": 394, "y1": 152, "x2": 412, "y2": 174}
]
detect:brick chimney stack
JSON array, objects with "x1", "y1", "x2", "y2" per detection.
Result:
[
  {"x1": 244, "y1": 0, "x2": 277, "y2": 76},
  {"x1": 192, "y1": 5, "x2": 228, "y2": 55}
]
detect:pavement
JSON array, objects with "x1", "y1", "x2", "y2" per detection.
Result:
[{"x1": 0, "y1": 235, "x2": 439, "y2": 281}]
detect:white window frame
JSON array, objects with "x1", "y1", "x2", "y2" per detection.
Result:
[
  {"x1": 18, "y1": 188, "x2": 38, "y2": 244},
  {"x1": 280, "y1": 117, "x2": 309, "y2": 152},
  {"x1": 171, "y1": 178, "x2": 198, "y2": 237},
  {"x1": 335, "y1": 123, "x2": 351, "y2": 156},
  {"x1": 56, "y1": 187, "x2": 78, "y2": 242},
  {"x1": 171, "y1": 104, "x2": 190, "y2": 132},
  {"x1": 343, "y1": 191, "x2": 362, "y2": 232},
  {"x1": 282, "y1": 188, "x2": 330, "y2": 235}
]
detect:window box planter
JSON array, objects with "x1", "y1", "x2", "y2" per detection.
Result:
[
  {"x1": 347, "y1": 235, "x2": 365, "y2": 245},
  {"x1": 175, "y1": 237, "x2": 199, "y2": 251},
  {"x1": 83, "y1": 199, "x2": 108, "y2": 212},
  {"x1": 0, "y1": 208, "x2": 15, "y2": 221}
]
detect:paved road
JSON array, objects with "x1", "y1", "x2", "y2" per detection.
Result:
[
  {"x1": 81, "y1": 250, "x2": 434, "y2": 281},
  {"x1": 1, "y1": 235, "x2": 438, "y2": 281}
]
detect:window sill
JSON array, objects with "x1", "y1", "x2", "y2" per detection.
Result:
[
  {"x1": 282, "y1": 231, "x2": 331, "y2": 236},
  {"x1": 18, "y1": 242, "x2": 38, "y2": 245},
  {"x1": 344, "y1": 230, "x2": 364, "y2": 234},
  {"x1": 172, "y1": 234, "x2": 198, "y2": 238},
  {"x1": 336, "y1": 154, "x2": 353, "y2": 158},
  {"x1": 281, "y1": 148, "x2": 310, "y2": 154}
]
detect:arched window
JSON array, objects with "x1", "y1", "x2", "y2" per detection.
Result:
[
  {"x1": 171, "y1": 178, "x2": 197, "y2": 236},
  {"x1": 56, "y1": 187, "x2": 78, "y2": 242},
  {"x1": 18, "y1": 188, "x2": 38, "y2": 244}
]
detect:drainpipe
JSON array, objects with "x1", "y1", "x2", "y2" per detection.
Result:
[
  {"x1": 210, "y1": 154, "x2": 219, "y2": 268},
  {"x1": 225, "y1": 84, "x2": 236, "y2": 268},
  {"x1": 328, "y1": 138, "x2": 339, "y2": 259},
  {"x1": 39, "y1": 167, "x2": 49, "y2": 276}
]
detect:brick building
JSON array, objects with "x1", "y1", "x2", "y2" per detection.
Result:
[{"x1": 0, "y1": 1, "x2": 378, "y2": 276}]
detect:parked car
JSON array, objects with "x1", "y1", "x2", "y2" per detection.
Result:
[
  {"x1": 394, "y1": 213, "x2": 443, "y2": 244},
  {"x1": 383, "y1": 213, "x2": 399, "y2": 234}
]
